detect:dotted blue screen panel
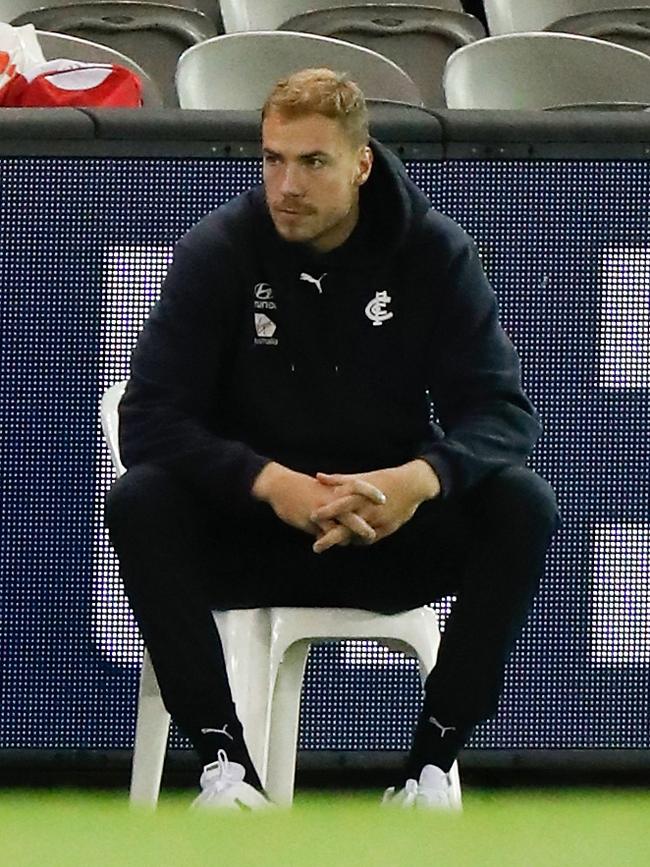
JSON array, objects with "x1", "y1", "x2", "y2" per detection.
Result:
[{"x1": 1, "y1": 156, "x2": 648, "y2": 752}]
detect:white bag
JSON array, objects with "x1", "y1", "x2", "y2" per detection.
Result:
[{"x1": 0, "y1": 23, "x2": 46, "y2": 99}]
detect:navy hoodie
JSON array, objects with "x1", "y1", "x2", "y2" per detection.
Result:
[{"x1": 119, "y1": 140, "x2": 541, "y2": 514}]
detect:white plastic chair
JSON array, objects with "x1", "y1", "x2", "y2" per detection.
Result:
[
  {"x1": 100, "y1": 381, "x2": 462, "y2": 806},
  {"x1": 175, "y1": 30, "x2": 423, "y2": 109},
  {"x1": 547, "y1": 8, "x2": 650, "y2": 59},
  {"x1": 280, "y1": 5, "x2": 485, "y2": 109},
  {"x1": 444, "y1": 32, "x2": 650, "y2": 109},
  {"x1": 484, "y1": 0, "x2": 650, "y2": 37},
  {"x1": 219, "y1": 0, "x2": 464, "y2": 33}
]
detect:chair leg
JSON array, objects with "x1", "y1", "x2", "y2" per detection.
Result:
[
  {"x1": 213, "y1": 609, "x2": 272, "y2": 787},
  {"x1": 129, "y1": 648, "x2": 170, "y2": 807},
  {"x1": 265, "y1": 640, "x2": 311, "y2": 806}
]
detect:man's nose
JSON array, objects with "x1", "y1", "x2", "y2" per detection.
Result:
[{"x1": 279, "y1": 163, "x2": 303, "y2": 197}]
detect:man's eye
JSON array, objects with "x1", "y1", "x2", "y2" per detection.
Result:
[
  {"x1": 264, "y1": 154, "x2": 279, "y2": 165},
  {"x1": 307, "y1": 158, "x2": 324, "y2": 168}
]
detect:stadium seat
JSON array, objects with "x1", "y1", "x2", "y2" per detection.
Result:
[
  {"x1": 37, "y1": 29, "x2": 163, "y2": 105},
  {"x1": 0, "y1": 0, "x2": 49, "y2": 22},
  {"x1": 483, "y1": 0, "x2": 650, "y2": 37},
  {"x1": 280, "y1": 5, "x2": 485, "y2": 109},
  {"x1": 1, "y1": 0, "x2": 222, "y2": 25},
  {"x1": 100, "y1": 381, "x2": 462, "y2": 807},
  {"x1": 175, "y1": 31, "x2": 424, "y2": 109},
  {"x1": 219, "y1": 0, "x2": 464, "y2": 34},
  {"x1": 12, "y1": 1, "x2": 220, "y2": 106},
  {"x1": 547, "y1": 8, "x2": 650, "y2": 59},
  {"x1": 443, "y1": 32, "x2": 650, "y2": 109}
]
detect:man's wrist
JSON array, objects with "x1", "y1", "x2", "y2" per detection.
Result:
[
  {"x1": 252, "y1": 461, "x2": 290, "y2": 503},
  {"x1": 404, "y1": 459, "x2": 441, "y2": 502}
]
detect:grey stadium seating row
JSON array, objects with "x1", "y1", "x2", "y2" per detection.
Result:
[{"x1": 2, "y1": 1, "x2": 650, "y2": 110}]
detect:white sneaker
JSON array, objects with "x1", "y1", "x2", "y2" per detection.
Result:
[
  {"x1": 382, "y1": 764, "x2": 460, "y2": 811},
  {"x1": 191, "y1": 750, "x2": 272, "y2": 810}
]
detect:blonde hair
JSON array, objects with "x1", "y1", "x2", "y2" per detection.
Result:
[{"x1": 262, "y1": 68, "x2": 369, "y2": 147}]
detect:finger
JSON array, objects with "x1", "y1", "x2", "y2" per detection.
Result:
[
  {"x1": 311, "y1": 494, "x2": 366, "y2": 521},
  {"x1": 335, "y1": 511, "x2": 376, "y2": 543},
  {"x1": 316, "y1": 473, "x2": 386, "y2": 505},
  {"x1": 310, "y1": 517, "x2": 337, "y2": 537},
  {"x1": 313, "y1": 519, "x2": 352, "y2": 546},
  {"x1": 349, "y1": 478, "x2": 386, "y2": 505},
  {"x1": 313, "y1": 517, "x2": 352, "y2": 542},
  {"x1": 315, "y1": 472, "x2": 352, "y2": 486},
  {"x1": 313, "y1": 504, "x2": 380, "y2": 538},
  {"x1": 313, "y1": 523, "x2": 352, "y2": 554},
  {"x1": 350, "y1": 533, "x2": 376, "y2": 546}
]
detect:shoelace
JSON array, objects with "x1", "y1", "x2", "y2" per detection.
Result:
[
  {"x1": 200, "y1": 749, "x2": 244, "y2": 794},
  {"x1": 383, "y1": 770, "x2": 458, "y2": 810},
  {"x1": 382, "y1": 778, "x2": 419, "y2": 807}
]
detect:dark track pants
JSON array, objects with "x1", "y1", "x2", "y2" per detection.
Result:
[{"x1": 105, "y1": 464, "x2": 559, "y2": 781}]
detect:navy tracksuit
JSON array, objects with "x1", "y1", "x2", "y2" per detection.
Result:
[{"x1": 106, "y1": 139, "x2": 558, "y2": 785}]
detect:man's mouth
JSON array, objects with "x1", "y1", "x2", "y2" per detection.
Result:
[{"x1": 276, "y1": 205, "x2": 312, "y2": 216}]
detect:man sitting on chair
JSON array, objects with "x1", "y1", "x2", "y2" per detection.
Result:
[{"x1": 105, "y1": 68, "x2": 559, "y2": 809}]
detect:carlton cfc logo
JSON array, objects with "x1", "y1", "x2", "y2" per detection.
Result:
[{"x1": 365, "y1": 291, "x2": 393, "y2": 327}]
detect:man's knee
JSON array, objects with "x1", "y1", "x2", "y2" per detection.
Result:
[
  {"x1": 104, "y1": 463, "x2": 182, "y2": 532},
  {"x1": 476, "y1": 465, "x2": 559, "y2": 534}
]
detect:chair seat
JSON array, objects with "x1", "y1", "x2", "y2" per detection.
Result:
[
  {"x1": 279, "y1": 5, "x2": 485, "y2": 108},
  {"x1": 175, "y1": 31, "x2": 423, "y2": 109},
  {"x1": 444, "y1": 32, "x2": 650, "y2": 109},
  {"x1": 269, "y1": 605, "x2": 440, "y2": 643},
  {"x1": 484, "y1": 0, "x2": 650, "y2": 36},
  {"x1": 219, "y1": 0, "x2": 465, "y2": 33}
]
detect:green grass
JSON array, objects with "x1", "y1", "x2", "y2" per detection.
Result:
[{"x1": 1, "y1": 789, "x2": 650, "y2": 867}]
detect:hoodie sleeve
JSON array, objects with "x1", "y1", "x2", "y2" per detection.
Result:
[
  {"x1": 418, "y1": 232, "x2": 542, "y2": 498},
  {"x1": 118, "y1": 236, "x2": 271, "y2": 514}
]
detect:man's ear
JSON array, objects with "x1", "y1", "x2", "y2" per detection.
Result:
[{"x1": 356, "y1": 145, "x2": 373, "y2": 186}]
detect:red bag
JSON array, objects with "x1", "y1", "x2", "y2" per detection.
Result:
[{"x1": 2, "y1": 59, "x2": 142, "y2": 107}]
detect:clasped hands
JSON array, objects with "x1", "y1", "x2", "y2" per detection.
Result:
[{"x1": 252, "y1": 460, "x2": 441, "y2": 554}]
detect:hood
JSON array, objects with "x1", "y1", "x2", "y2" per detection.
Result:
[{"x1": 362, "y1": 137, "x2": 433, "y2": 258}]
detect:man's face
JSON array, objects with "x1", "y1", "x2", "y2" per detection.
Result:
[{"x1": 262, "y1": 109, "x2": 372, "y2": 253}]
